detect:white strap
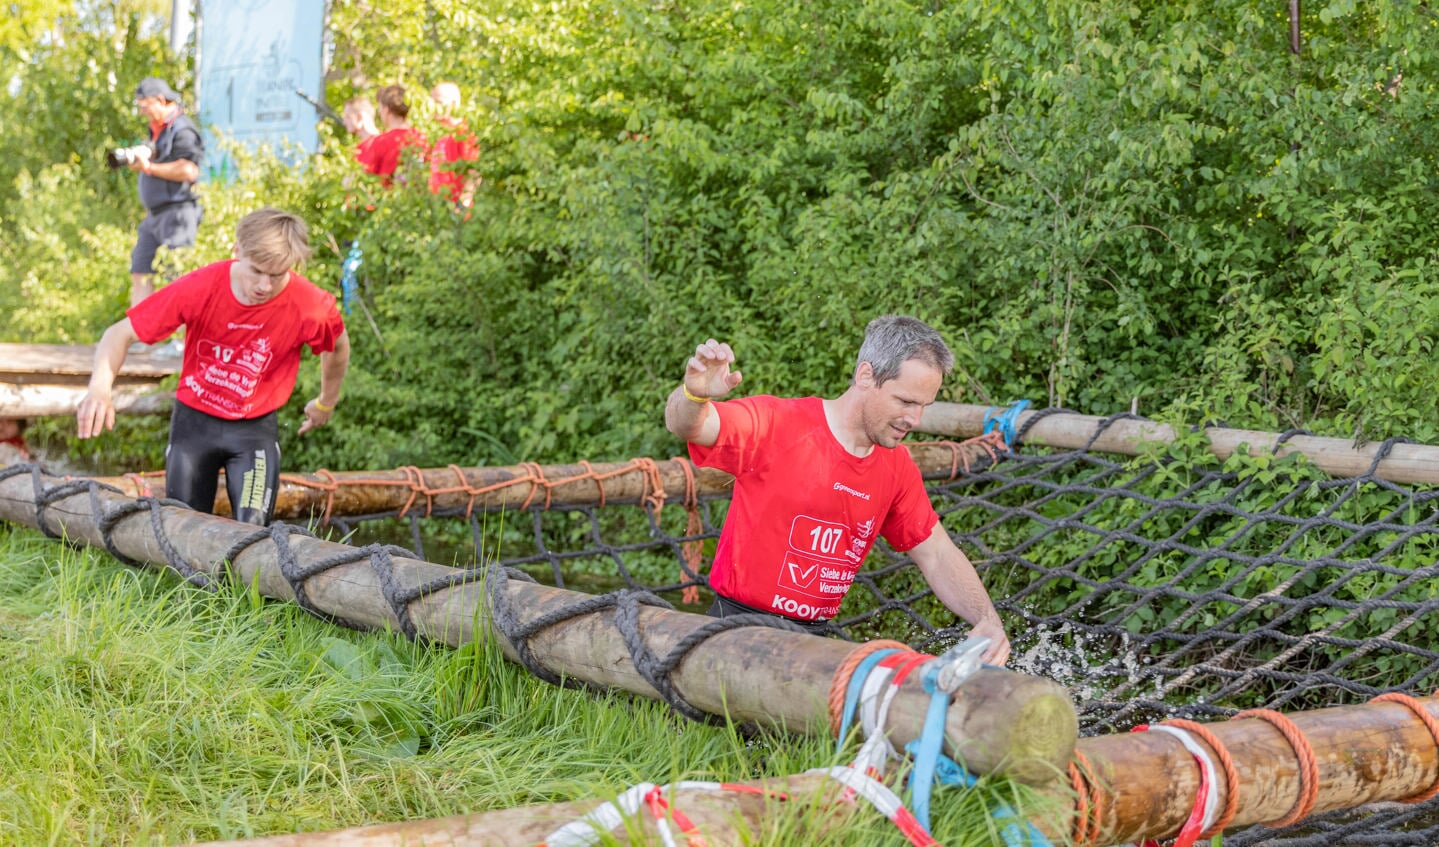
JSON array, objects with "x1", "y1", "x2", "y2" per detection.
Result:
[
  {"x1": 1149, "y1": 724, "x2": 1221, "y2": 834},
  {"x1": 542, "y1": 782, "x2": 656, "y2": 847}
]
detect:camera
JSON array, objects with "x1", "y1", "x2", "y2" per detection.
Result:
[{"x1": 107, "y1": 144, "x2": 152, "y2": 169}]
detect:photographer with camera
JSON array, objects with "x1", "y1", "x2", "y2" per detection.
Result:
[{"x1": 123, "y1": 77, "x2": 204, "y2": 311}]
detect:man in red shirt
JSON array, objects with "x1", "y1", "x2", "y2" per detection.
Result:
[
  {"x1": 343, "y1": 95, "x2": 381, "y2": 155},
  {"x1": 77, "y1": 208, "x2": 351, "y2": 526},
  {"x1": 665, "y1": 315, "x2": 1011, "y2": 665},
  {"x1": 355, "y1": 84, "x2": 426, "y2": 187},
  {"x1": 427, "y1": 81, "x2": 479, "y2": 208}
]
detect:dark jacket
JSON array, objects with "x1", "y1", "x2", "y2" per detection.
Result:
[{"x1": 138, "y1": 111, "x2": 204, "y2": 211}]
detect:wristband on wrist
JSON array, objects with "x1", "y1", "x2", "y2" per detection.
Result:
[
  {"x1": 313, "y1": 399, "x2": 335, "y2": 412},
  {"x1": 681, "y1": 385, "x2": 711, "y2": 404},
  {"x1": 142, "y1": 162, "x2": 153, "y2": 175}
]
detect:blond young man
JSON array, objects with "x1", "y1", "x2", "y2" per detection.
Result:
[{"x1": 78, "y1": 208, "x2": 350, "y2": 525}]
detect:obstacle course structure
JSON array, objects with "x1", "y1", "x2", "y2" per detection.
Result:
[{"x1": 4, "y1": 403, "x2": 1439, "y2": 844}]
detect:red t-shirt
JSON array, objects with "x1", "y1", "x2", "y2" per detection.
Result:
[
  {"x1": 354, "y1": 135, "x2": 378, "y2": 165},
  {"x1": 127, "y1": 260, "x2": 345, "y2": 421},
  {"x1": 428, "y1": 120, "x2": 479, "y2": 202},
  {"x1": 1, "y1": 435, "x2": 28, "y2": 461},
  {"x1": 356, "y1": 127, "x2": 427, "y2": 185},
  {"x1": 688, "y1": 395, "x2": 939, "y2": 621}
]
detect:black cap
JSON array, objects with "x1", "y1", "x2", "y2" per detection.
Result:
[{"x1": 135, "y1": 77, "x2": 180, "y2": 102}]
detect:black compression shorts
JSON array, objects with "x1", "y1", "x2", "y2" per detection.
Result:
[
  {"x1": 707, "y1": 593, "x2": 832, "y2": 634},
  {"x1": 165, "y1": 402, "x2": 280, "y2": 526}
]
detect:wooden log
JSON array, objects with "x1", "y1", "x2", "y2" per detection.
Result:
[
  {"x1": 0, "y1": 382, "x2": 172, "y2": 417},
  {"x1": 82, "y1": 441, "x2": 1002, "y2": 520},
  {"x1": 1065, "y1": 695, "x2": 1439, "y2": 845},
  {"x1": 920, "y1": 402, "x2": 1439, "y2": 485},
  {"x1": 183, "y1": 695, "x2": 1439, "y2": 847},
  {"x1": 0, "y1": 465, "x2": 1077, "y2": 786},
  {"x1": 181, "y1": 772, "x2": 908, "y2": 847},
  {"x1": 0, "y1": 342, "x2": 179, "y2": 385},
  {"x1": 182, "y1": 773, "x2": 844, "y2": 847}
]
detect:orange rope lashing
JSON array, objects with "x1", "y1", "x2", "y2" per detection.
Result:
[
  {"x1": 909, "y1": 433, "x2": 1009, "y2": 480},
  {"x1": 309, "y1": 468, "x2": 342, "y2": 525},
  {"x1": 1160, "y1": 718, "x2": 1241, "y2": 837},
  {"x1": 121, "y1": 470, "x2": 165, "y2": 498},
  {"x1": 1231, "y1": 709, "x2": 1319, "y2": 828},
  {"x1": 670, "y1": 457, "x2": 705, "y2": 606},
  {"x1": 1369, "y1": 691, "x2": 1439, "y2": 803},
  {"x1": 827, "y1": 639, "x2": 913, "y2": 737},
  {"x1": 1066, "y1": 750, "x2": 1106, "y2": 847}
]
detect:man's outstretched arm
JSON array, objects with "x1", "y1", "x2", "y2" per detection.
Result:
[
  {"x1": 300, "y1": 330, "x2": 351, "y2": 435},
  {"x1": 76, "y1": 319, "x2": 140, "y2": 439},
  {"x1": 908, "y1": 523, "x2": 1012, "y2": 666},
  {"x1": 664, "y1": 337, "x2": 743, "y2": 447}
]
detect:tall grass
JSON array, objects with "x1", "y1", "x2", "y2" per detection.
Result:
[{"x1": 0, "y1": 524, "x2": 1053, "y2": 846}]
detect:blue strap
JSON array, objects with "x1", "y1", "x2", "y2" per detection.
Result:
[
  {"x1": 908, "y1": 666, "x2": 951, "y2": 833},
  {"x1": 907, "y1": 660, "x2": 1053, "y2": 847},
  {"x1": 981, "y1": 399, "x2": 1032, "y2": 447},
  {"x1": 912, "y1": 748, "x2": 1054, "y2": 847},
  {"x1": 835, "y1": 648, "x2": 902, "y2": 755}
]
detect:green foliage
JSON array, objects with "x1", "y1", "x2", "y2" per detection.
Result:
[{"x1": 7, "y1": 0, "x2": 1439, "y2": 470}]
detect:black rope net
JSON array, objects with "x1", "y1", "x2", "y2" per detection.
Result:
[
  {"x1": 5, "y1": 406, "x2": 1439, "y2": 845},
  {"x1": 312, "y1": 411, "x2": 1439, "y2": 845}
]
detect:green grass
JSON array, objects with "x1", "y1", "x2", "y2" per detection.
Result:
[{"x1": 0, "y1": 523, "x2": 1056, "y2": 846}]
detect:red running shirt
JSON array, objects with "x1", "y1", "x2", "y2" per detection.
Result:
[
  {"x1": 127, "y1": 260, "x2": 345, "y2": 420},
  {"x1": 688, "y1": 395, "x2": 938, "y2": 621},
  {"x1": 429, "y1": 120, "x2": 479, "y2": 202},
  {"x1": 356, "y1": 127, "x2": 427, "y2": 185}
]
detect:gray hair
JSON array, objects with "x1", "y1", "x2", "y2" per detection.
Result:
[{"x1": 857, "y1": 315, "x2": 954, "y2": 385}]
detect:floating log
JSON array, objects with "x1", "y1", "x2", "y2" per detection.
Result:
[
  {"x1": 82, "y1": 440, "x2": 1005, "y2": 520},
  {"x1": 1074, "y1": 696, "x2": 1439, "y2": 844},
  {"x1": 183, "y1": 694, "x2": 1439, "y2": 847},
  {"x1": 0, "y1": 464, "x2": 1076, "y2": 787},
  {"x1": 920, "y1": 403, "x2": 1439, "y2": 485}
]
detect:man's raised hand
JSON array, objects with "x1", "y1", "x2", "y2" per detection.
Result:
[{"x1": 684, "y1": 338, "x2": 743, "y2": 401}]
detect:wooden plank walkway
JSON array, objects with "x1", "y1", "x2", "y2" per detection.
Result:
[{"x1": 0, "y1": 343, "x2": 177, "y2": 417}]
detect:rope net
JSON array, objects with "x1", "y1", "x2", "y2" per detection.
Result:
[{"x1": 306, "y1": 410, "x2": 1439, "y2": 844}]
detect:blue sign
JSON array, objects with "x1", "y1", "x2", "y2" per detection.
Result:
[{"x1": 196, "y1": 0, "x2": 325, "y2": 180}]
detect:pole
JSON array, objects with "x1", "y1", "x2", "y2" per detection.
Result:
[
  {"x1": 170, "y1": 0, "x2": 195, "y2": 54},
  {"x1": 918, "y1": 403, "x2": 1439, "y2": 485}
]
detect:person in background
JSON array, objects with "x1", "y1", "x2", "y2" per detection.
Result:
[
  {"x1": 664, "y1": 315, "x2": 1011, "y2": 666},
  {"x1": 427, "y1": 81, "x2": 479, "y2": 208},
  {"x1": 0, "y1": 417, "x2": 29, "y2": 464},
  {"x1": 355, "y1": 84, "x2": 427, "y2": 187},
  {"x1": 128, "y1": 77, "x2": 204, "y2": 309},
  {"x1": 342, "y1": 95, "x2": 381, "y2": 152},
  {"x1": 77, "y1": 208, "x2": 350, "y2": 526}
]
